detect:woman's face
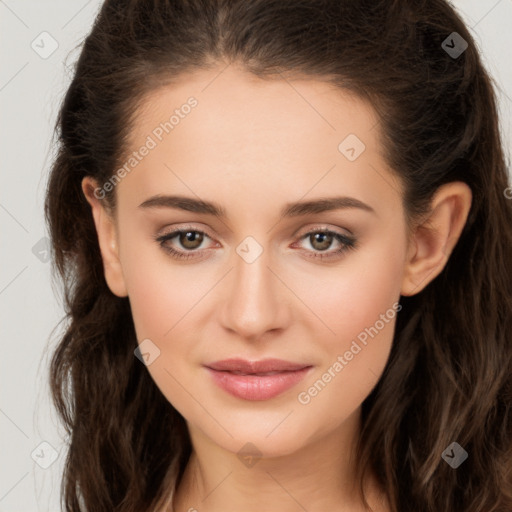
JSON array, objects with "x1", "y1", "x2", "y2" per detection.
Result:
[{"x1": 87, "y1": 65, "x2": 413, "y2": 457}]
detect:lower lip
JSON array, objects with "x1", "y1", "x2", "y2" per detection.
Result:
[{"x1": 205, "y1": 366, "x2": 313, "y2": 401}]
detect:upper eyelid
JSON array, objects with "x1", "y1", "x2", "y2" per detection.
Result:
[
  {"x1": 157, "y1": 225, "x2": 215, "y2": 241},
  {"x1": 294, "y1": 225, "x2": 353, "y2": 238},
  {"x1": 157, "y1": 222, "x2": 353, "y2": 237}
]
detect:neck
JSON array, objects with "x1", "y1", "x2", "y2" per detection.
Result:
[{"x1": 170, "y1": 408, "x2": 389, "y2": 512}]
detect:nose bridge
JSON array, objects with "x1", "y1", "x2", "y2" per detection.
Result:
[{"x1": 219, "y1": 236, "x2": 287, "y2": 339}]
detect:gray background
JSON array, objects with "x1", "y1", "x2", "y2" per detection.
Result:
[{"x1": 1, "y1": 1, "x2": 511, "y2": 510}]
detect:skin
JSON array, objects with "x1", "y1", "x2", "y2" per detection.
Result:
[{"x1": 82, "y1": 63, "x2": 472, "y2": 512}]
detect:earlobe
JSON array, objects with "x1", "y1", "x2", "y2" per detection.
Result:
[
  {"x1": 81, "y1": 176, "x2": 128, "y2": 298},
  {"x1": 401, "y1": 181, "x2": 472, "y2": 296}
]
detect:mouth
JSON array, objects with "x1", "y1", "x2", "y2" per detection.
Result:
[
  {"x1": 206, "y1": 357, "x2": 311, "y2": 373},
  {"x1": 204, "y1": 358, "x2": 313, "y2": 401},
  {"x1": 219, "y1": 370, "x2": 293, "y2": 376}
]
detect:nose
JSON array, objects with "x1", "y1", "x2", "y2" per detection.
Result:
[{"x1": 218, "y1": 240, "x2": 290, "y2": 342}]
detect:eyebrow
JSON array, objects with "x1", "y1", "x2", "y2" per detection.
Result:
[{"x1": 138, "y1": 194, "x2": 376, "y2": 218}]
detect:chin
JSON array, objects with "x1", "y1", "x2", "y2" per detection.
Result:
[{"x1": 204, "y1": 418, "x2": 315, "y2": 460}]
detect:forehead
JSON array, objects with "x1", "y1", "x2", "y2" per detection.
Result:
[
  {"x1": 130, "y1": 65, "x2": 380, "y2": 154},
  {"x1": 115, "y1": 64, "x2": 402, "y2": 221}
]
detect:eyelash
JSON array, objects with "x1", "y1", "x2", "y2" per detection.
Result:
[{"x1": 154, "y1": 226, "x2": 358, "y2": 262}]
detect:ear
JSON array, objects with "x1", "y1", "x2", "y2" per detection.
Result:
[
  {"x1": 81, "y1": 176, "x2": 128, "y2": 297},
  {"x1": 401, "y1": 181, "x2": 472, "y2": 296}
]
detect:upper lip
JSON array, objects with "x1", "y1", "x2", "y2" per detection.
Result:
[{"x1": 205, "y1": 358, "x2": 311, "y2": 373}]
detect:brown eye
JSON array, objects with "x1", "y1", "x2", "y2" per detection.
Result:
[
  {"x1": 293, "y1": 228, "x2": 358, "y2": 261},
  {"x1": 308, "y1": 232, "x2": 334, "y2": 251},
  {"x1": 179, "y1": 230, "x2": 204, "y2": 250},
  {"x1": 155, "y1": 228, "x2": 213, "y2": 261}
]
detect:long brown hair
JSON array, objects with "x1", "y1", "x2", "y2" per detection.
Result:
[{"x1": 44, "y1": 1, "x2": 512, "y2": 510}]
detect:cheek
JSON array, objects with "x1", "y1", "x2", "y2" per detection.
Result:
[
  {"x1": 296, "y1": 233, "x2": 405, "y2": 344},
  {"x1": 119, "y1": 224, "x2": 213, "y2": 339},
  {"x1": 293, "y1": 237, "x2": 404, "y2": 407},
  {"x1": 121, "y1": 246, "x2": 206, "y2": 405}
]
